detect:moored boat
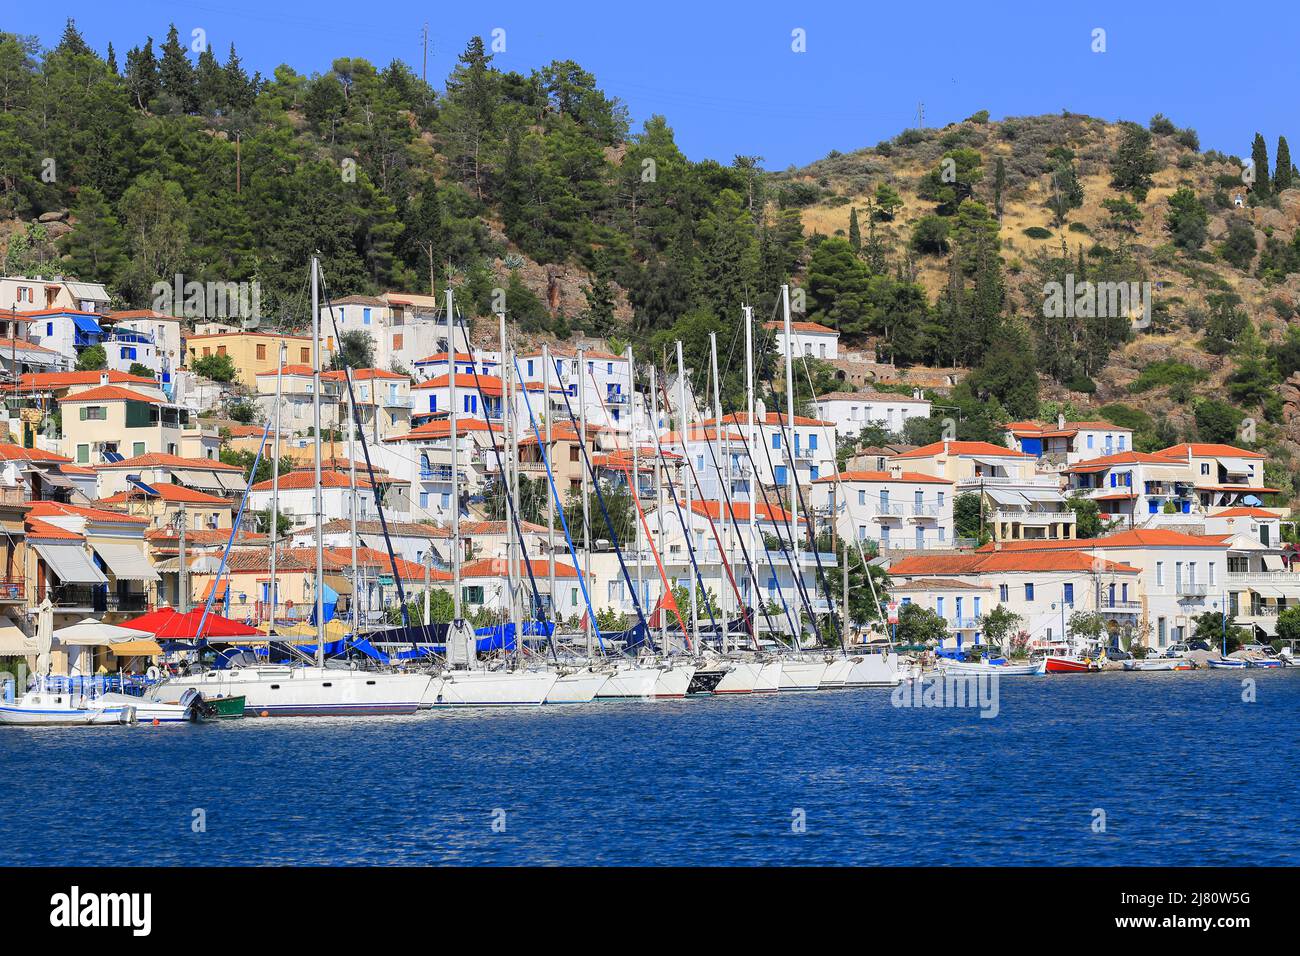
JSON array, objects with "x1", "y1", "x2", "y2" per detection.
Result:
[
  {"x1": 652, "y1": 660, "x2": 695, "y2": 698},
  {"x1": 939, "y1": 658, "x2": 1045, "y2": 676},
  {"x1": 1122, "y1": 658, "x2": 1193, "y2": 672},
  {"x1": 149, "y1": 665, "x2": 435, "y2": 716},
  {"x1": 436, "y1": 668, "x2": 556, "y2": 706},
  {"x1": 545, "y1": 666, "x2": 610, "y2": 703},
  {"x1": 1206, "y1": 657, "x2": 1248, "y2": 669},
  {"x1": 778, "y1": 658, "x2": 827, "y2": 692},
  {"x1": 713, "y1": 660, "x2": 759, "y2": 694},
  {"x1": 596, "y1": 662, "x2": 662, "y2": 699},
  {"x1": 1042, "y1": 655, "x2": 1098, "y2": 673},
  {"x1": 0, "y1": 686, "x2": 136, "y2": 727},
  {"x1": 752, "y1": 659, "x2": 783, "y2": 693},
  {"x1": 819, "y1": 657, "x2": 854, "y2": 689}
]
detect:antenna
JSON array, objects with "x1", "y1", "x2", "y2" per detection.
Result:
[{"x1": 917, "y1": 102, "x2": 925, "y2": 129}]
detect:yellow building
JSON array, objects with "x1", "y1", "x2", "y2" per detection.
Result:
[
  {"x1": 98, "y1": 482, "x2": 234, "y2": 532},
  {"x1": 59, "y1": 381, "x2": 189, "y2": 466},
  {"x1": 186, "y1": 332, "x2": 337, "y2": 389}
]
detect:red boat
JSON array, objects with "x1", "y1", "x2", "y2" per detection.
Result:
[{"x1": 1043, "y1": 655, "x2": 1097, "y2": 673}]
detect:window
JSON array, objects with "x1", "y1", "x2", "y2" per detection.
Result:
[
  {"x1": 810, "y1": 466, "x2": 819, "y2": 481},
  {"x1": 121, "y1": 346, "x2": 136, "y2": 360},
  {"x1": 955, "y1": 597, "x2": 963, "y2": 621},
  {"x1": 133, "y1": 442, "x2": 145, "y2": 457},
  {"x1": 858, "y1": 490, "x2": 866, "y2": 505},
  {"x1": 570, "y1": 446, "x2": 580, "y2": 462},
  {"x1": 393, "y1": 334, "x2": 403, "y2": 351},
  {"x1": 256, "y1": 344, "x2": 266, "y2": 360},
  {"x1": 1024, "y1": 583, "x2": 1035, "y2": 601},
  {"x1": 464, "y1": 586, "x2": 484, "y2": 604},
  {"x1": 809, "y1": 433, "x2": 818, "y2": 450},
  {"x1": 463, "y1": 395, "x2": 476, "y2": 414},
  {"x1": 79, "y1": 406, "x2": 107, "y2": 421},
  {"x1": 300, "y1": 348, "x2": 310, "y2": 363},
  {"x1": 571, "y1": 588, "x2": 579, "y2": 607},
  {"x1": 973, "y1": 597, "x2": 980, "y2": 618},
  {"x1": 774, "y1": 465, "x2": 787, "y2": 485},
  {"x1": 527, "y1": 360, "x2": 534, "y2": 376},
  {"x1": 1087, "y1": 434, "x2": 1094, "y2": 449},
  {"x1": 936, "y1": 597, "x2": 945, "y2": 618},
  {"x1": 1063, "y1": 583, "x2": 1074, "y2": 605},
  {"x1": 216, "y1": 345, "x2": 227, "y2": 356},
  {"x1": 1156, "y1": 561, "x2": 1164, "y2": 587},
  {"x1": 607, "y1": 580, "x2": 624, "y2": 602},
  {"x1": 76, "y1": 444, "x2": 89, "y2": 464},
  {"x1": 419, "y1": 492, "x2": 429, "y2": 508},
  {"x1": 999, "y1": 584, "x2": 1009, "y2": 601},
  {"x1": 772, "y1": 433, "x2": 781, "y2": 450},
  {"x1": 1209, "y1": 562, "x2": 1217, "y2": 587},
  {"x1": 46, "y1": 322, "x2": 54, "y2": 336},
  {"x1": 1200, "y1": 463, "x2": 1210, "y2": 475},
  {"x1": 363, "y1": 309, "x2": 372, "y2": 325},
  {"x1": 607, "y1": 362, "x2": 613, "y2": 374}
]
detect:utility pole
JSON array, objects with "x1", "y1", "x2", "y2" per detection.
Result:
[
  {"x1": 421, "y1": 23, "x2": 429, "y2": 84},
  {"x1": 235, "y1": 132, "x2": 241, "y2": 195}
]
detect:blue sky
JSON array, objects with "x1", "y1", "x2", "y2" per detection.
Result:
[{"x1": 10, "y1": 1, "x2": 1299, "y2": 169}]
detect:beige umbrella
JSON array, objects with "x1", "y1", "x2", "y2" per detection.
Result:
[{"x1": 35, "y1": 597, "x2": 53, "y2": 678}]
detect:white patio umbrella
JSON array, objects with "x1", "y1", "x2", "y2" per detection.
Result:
[
  {"x1": 34, "y1": 597, "x2": 53, "y2": 678},
  {"x1": 52, "y1": 618, "x2": 153, "y2": 646}
]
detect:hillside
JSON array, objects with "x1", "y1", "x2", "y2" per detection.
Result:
[{"x1": 1, "y1": 22, "x2": 1297, "y2": 507}]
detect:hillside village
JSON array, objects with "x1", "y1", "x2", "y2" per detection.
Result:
[{"x1": 2, "y1": 21, "x2": 1300, "y2": 673}]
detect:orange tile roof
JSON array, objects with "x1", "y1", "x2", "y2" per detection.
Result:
[
  {"x1": 461, "y1": 558, "x2": 579, "y2": 579},
  {"x1": 95, "y1": 452, "x2": 243, "y2": 472},
  {"x1": 3, "y1": 370, "x2": 156, "y2": 391},
  {"x1": 1066, "y1": 451, "x2": 1183, "y2": 472},
  {"x1": 813, "y1": 470, "x2": 953, "y2": 484},
  {"x1": 0, "y1": 443, "x2": 70, "y2": 463},
  {"x1": 383, "y1": 419, "x2": 500, "y2": 442},
  {"x1": 24, "y1": 516, "x2": 83, "y2": 540},
  {"x1": 889, "y1": 440, "x2": 1035, "y2": 460},
  {"x1": 890, "y1": 551, "x2": 1140, "y2": 575},
  {"x1": 689, "y1": 500, "x2": 805, "y2": 525},
  {"x1": 1156, "y1": 443, "x2": 1267, "y2": 460},
  {"x1": 99, "y1": 483, "x2": 233, "y2": 506},
  {"x1": 322, "y1": 546, "x2": 451, "y2": 581},
  {"x1": 411, "y1": 374, "x2": 546, "y2": 394},
  {"x1": 250, "y1": 470, "x2": 374, "y2": 492},
  {"x1": 705, "y1": 411, "x2": 834, "y2": 428},
  {"x1": 458, "y1": 519, "x2": 550, "y2": 535},
  {"x1": 27, "y1": 499, "x2": 148, "y2": 525},
  {"x1": 106, "y1": 309, "x2": 178, "y2": 320},
  {"x1": 60, "y1": 385, "x2": 162, "y2": 404},
  {"x1": 1211, "y1": 507, "x2": 1280, "y2": 518},
  {"x1": 320, "y1": 367, "x2": 408, "y2": 381},
  {"x1": 815, "y1": 390, "x2": 929, "y2": 404},
  {"x1": 974, "y1": 529, "x2": 1229, "y2": 551},
  {"x1": 764, "y1": 320, "x2": 838, "y2": 335}
]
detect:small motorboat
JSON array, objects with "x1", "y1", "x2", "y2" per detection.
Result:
[
  {"x1": 0, "y1": 688, "x2": 136, "y2": 726},
  {"x1": 939, "y1": 658, "x2": 1045, "y2": 676},
  {"x1": 95, "y1": 688, "x2": 204, "y2": 723},
  {"x1": 1206, "y1": 657, "x2": 1248, "y2": 669},
  {"x1": 1042, "y1": 655, "x2": 1098, "y2": 673},
  {"x1": 1122, "y1": 658, "x2": 1194, "y2": 672}
]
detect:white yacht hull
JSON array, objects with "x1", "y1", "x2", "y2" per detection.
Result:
[
  {"x1": 149, "y1": 667, "x2": 434, "y2": 716},
  {"x1": 845, "y1": 652, "x2": 906, "y2": 687},
  {"x1": 96, "y1": 691, "x2": 196, "y2": 723},
  {"x1": 596, "y1": 664, "x2": 662, "y2": 699},
  {"x1": 819, "y1": 658, "x2": 854, "y2": 689},
  {"x1": 435, "y1": 669, "x2": 557, "y2": 706},
  {"x1": 546, "y1": 667, "x2": 610, "y2": 703},
  {"x1": 753, "y1": 660, "x2": 783, "y2": 693},
  {"x1": 713, "y1": 661, "x2": 759, "y2": 694},
  {"x1": 653, "y1": 662, "x2": 696, "y2": 698},
  {"x1": 778, "y1": 659, "x2": 827, "y2": 692},
  {"x1": 0, "y1": 693, "x2": 135, "y2": 726}
]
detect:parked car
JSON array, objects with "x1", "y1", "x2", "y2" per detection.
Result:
[
  {"x1": 1105, "y1": 647, "x2": 1133, "y2": 661},
  {"x1": 1163, "y1": 643, "x2": 1191, "y2": 658}
]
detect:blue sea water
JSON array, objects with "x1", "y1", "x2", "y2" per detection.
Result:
[{"x1": 2, "y1": 669, "x2": 1296, "y2": 866}]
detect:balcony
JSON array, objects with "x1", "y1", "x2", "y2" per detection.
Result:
[
  {"x1": 874, "y1": 502, "x2": 907, "y2": 517},
  {"x1": 1178, "y1": 582, "x2": 1208, "y2": 599},
  {"x1": 44, "y1": 586, "x2": 150, "y2": 613},
  {"x1": 1098, "y1": 600, "x2": 1141, "y2": 613},
  {"x1": 1226, "y1": 571, "x2": 1300, "y2": 588},
  {"x1": 991, "y1": 509, "x2": 1077, "y2": 525}
]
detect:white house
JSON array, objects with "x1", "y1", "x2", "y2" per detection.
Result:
[
  {"x1": 765, "y1": 320, "x2": 839, "y2": 361},
  {"x1": 1, "y1": 276, "x2": 109, "y2": 313},
  {"x1": 813, "y1": 390, "x2": 931, "y2": 440},
  {"x1": 1001, "y1": 416, "x2": 1135, "y2": 468},
  {"x1": 810, "y1": 470, "x2": 955, "y2": 551},
  {"x1": 321, "y1": 292, "x2": 445, "y2": 374}
]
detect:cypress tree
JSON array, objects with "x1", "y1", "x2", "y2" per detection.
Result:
[
  {"x1": 848, "y1": 206, "x2": 861, "y2": 251},
  {"x1": 158, "y1": 24, "x2": 196, "y2": 113},
  {"x1": 105, "y1": 42, "x2": 118, "y2": 75},
  {"x1": 124, "y1": 38, "x2": 158, "y2": 110},
  {"x1": 1251, "y1": 133, "x2": 1271, "y2": 198},
  {"x1": 1276, "y1": 136, "x2": 1293, "y2": 192},
  {"x1": 195, "y1": 46, "x2": 224, "y2": 113}
]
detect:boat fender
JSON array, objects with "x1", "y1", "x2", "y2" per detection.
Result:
[{"x1": 147, "y1": 665, "x2": 161, "y2": 681}]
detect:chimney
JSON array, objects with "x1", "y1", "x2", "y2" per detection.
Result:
[
  {"x1": 913, "y1": 388, "x2": 922, "y2": 400},
  {"x1": 756, "y1": 399, "x2": 766, "y2": 422},
  {"x1": 1057, "y1": 412, "x2": 1065, "y2": 430},
  {"x1": 99, "y1": 372, "x2": 109, "y2": 386}
]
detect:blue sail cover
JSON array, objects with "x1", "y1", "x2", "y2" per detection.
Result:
[
  {"x1": 613, "y1": 621, "x2": 654, "y2": 652},
  {"x1": 310, "y1": 582, "x2": 339, "y2": 626}
]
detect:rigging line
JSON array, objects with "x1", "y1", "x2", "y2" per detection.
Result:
[
  {"x1": 638, "y1": 368, "x2": 717, "y2": 646},
  {"x1": 659, "y1": 375, "x2": 772, "y2": 649},
  {"x1": 579, "y1": 364, "x2": 689, "y2": 640},
  {"x1": 549, "y1": 353, "x2": 654, "y2": 651},
  {"x1": 318, "y1": 271, "x2": 411, "y2": 628},
  {"x1": 794, "y1": 348, "x2": 891, "y2": 631},
  {"x1": 766, "y1": 405, "x2": 847, "y2": 656},
  {"x1": 646, "y1": 367, "x2": 745, "y2": 630},
  {"x1": 450, "y1": 318, "x2": 556, "y2": 661},
  {"x1": 743, "y1": 400, "x2": 825, "y2": 648},
  {"x1": 733, "y1": 385, "x2": 821, "y2": 647},
  {"x1": 717, "y1": 406, "x2": 803, "y2": 645},
  {"x1": 512, "y1": 354, "x2": 605, "y2": 655}
]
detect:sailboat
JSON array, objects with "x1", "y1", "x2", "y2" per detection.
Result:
[
  {"x1": 149, "y1": 257, "x2": 436, "y2": 716},
  {"x1": 429, "y1": 301, "x2": 557, "y2": 707}
]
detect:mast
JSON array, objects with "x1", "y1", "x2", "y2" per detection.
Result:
[
  {"x1": 268, "y1": 341, "x2": 284, "y2": 630},
  {"x1": 447, "y1": 286, "x2": 462, "y2": 629},
  {"x1": 676, "y1": 341, "x2": 697, "y2": 652},
  {"x1": 744, "y1": 305, "x2": 757, "y2": 635},
  {"x1": 311, "y1": 256, "x2": 325, "y2": 665},
  {"x1": 543, "y1": 344, "x2": 556, "y2": 640},
  {"x1": 501, "y1": 312, "x2": 521, "y2": 665},
  {"x1": 578, "y1": 349, "x2": 592, "y2": 657},
  {"x1": 781, "y1": 283, "x2": 799, "y2": 651},
  {"x1": 650, "y1": 363, "x2": 667, "y2": 655},
  {"x1": 709, "y1": 331, "x2": 728, "y2": 654},
  {"x1": 177, "y1": 505, "x2": 188, "y2": 614},
  {"x1": 629, "y1": 346, "x2": 642, "y2": 635},
  {"x1": 347, "y1": 369, "x2": 360, "y2": 635}
]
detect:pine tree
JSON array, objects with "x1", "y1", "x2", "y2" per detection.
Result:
[
  {"x1": 158, "y1": 24, "x2": 196, "y2": 113},
  {"x1": 1276, "y1": 136, "x2": 1293, "y2": 193},
  {"x1": 848, "y1": 206, "x2": 861, "y2": 252},
  {"x1": 59, "y1": 185, "x2": 126, "y2": 283},
  {"x1": 1251, "y1": 133, "x2": 1271, "y2": 199},
  {"x1": 56, "y1": 18, "x2": 93, "y2": 57},
  {"x1": 124, "y1": 38, "x2": 158, "y2": 110},
  {"x1": 405, "y1": 185, "x2": 446, "y2": 294},
  {"x1": 224, "y1": 44, "x2": 254, "y2": 111},
  {"x1": 195, "y1": 46, "x2": 224, "y2": 113},
  {"x1": 105, "y1": 42, "x2": 118, "y2": 75}
]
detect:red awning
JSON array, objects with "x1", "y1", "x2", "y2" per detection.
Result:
[
  {"x1": 152, "y1": 609, "x2": 261, "y2": 639},
  {"x1": 121, "y1": 607, "x2": 181, "y2": 632}
]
